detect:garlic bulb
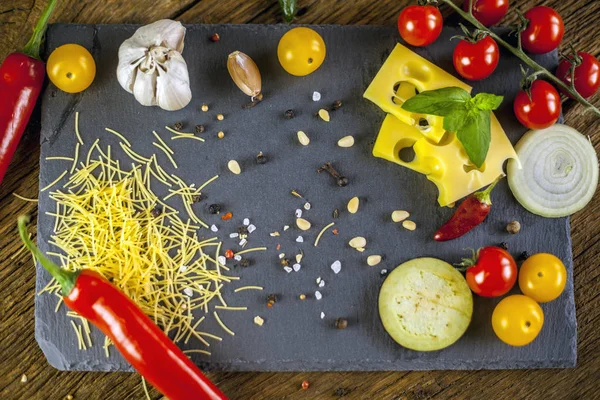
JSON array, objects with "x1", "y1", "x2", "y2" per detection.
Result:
[
  {"x1": 227, "y1": 51, "x2": 262, "y2": 101},
  {"x1": 117, "y1": 20, "x2": 192, "y2": 111}
]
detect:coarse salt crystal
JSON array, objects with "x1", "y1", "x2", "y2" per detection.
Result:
[
  {"x1": 313, "y1": 91, "x2": 321, "y2": 101},
  {"x1": 179, "y1": 265, "x2": 188, "y2": 273},
  {"x1": 210, "y1": 224, "x2": 218, "y2": 232},
  {"x1": 293, "y1": 263, "x2": 301, "y2": 272},
  {"x1": 234, "y1": 255, "x2": 242, "y2": 261},
  {"x1": 279, "y1": 253, "x2": 286, "y2": 259},
  {"x1": 283, "y1": 225, "x2": 290, "y2": 231},
  {"x1": 243, "y1": 218, "x2": 250, "y2": 226},
  {"x1": 296, "y1": 236, "x2": 304, "y2": 243},
  {"x1": 218, "y1": 256, "x2": 226, "y2": 265},
  {"x1": 315, "y1": 291, "x2": 322, "y2": 300},
  {"x1": 304, "y1": 202, "x2": 311, "y2": 210},
  {"x1": 319, "y1": 280, "x2": 325, "y2": 288},
  {"x1": 316, "y1": 277, "x2": 321, "y2": 284},
  {"x1": 247, "y1": 224, "x2": 256, "y2": 233},
  {"x1": 239, "y1": 238, "x2": 247, "y2": 246},
  {"x1": 284, "y1": 266, "x2": 293, "y2": 273},
  {"x1": 229, "y1": 232, "x2": 239, "y2": 238},
  {"x1": 183, "y1": 288, "x2": 194, "y2": 297},
  {"x1": 254, "y1": 316, "x2": 264, "y2": 326},
  {"x1": 270, "y1": 232, "x2": 280, "y2": 237},
  {"x1": 295, "y1": 209, "x2": 303, "y2": 218},
  {"x1": 331, "y1": 260, "x2": 341, "y2": 274},
  {"x1": 381, "y1": 269, "x2": 388, "y2": 275},
  {"x1": 320, "y1": 312, "x2": 325, "y2": 319}
]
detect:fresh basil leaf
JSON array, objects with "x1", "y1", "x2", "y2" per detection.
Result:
[
  {"x1": 401, "y1": 87, "x2": 470, "y2": 116},
  {"x1": 470, "y1": 93, "x2": 503, "y2": 111},
  {"x1": 457, "y1": 110, "x2": 491, "y2": 168},
  {"x1": 442, "y1": 104, "x2": 469, "y2": 132}
]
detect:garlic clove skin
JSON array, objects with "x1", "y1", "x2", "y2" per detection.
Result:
[
  {"x1": 156, "y1": 52, "x2": 192, "y2": 111},
  {"x1": 117, "y1": 20, "x2": 191, "y2": 111},
  {"x1": 227, "y1": 51, "x2": 262, "y2": 99}
]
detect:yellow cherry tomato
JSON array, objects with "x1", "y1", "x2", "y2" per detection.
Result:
[
  {"x1": 519, "y1": 253, "x2": 567, "y2": 303},
  {"x1": 277, "y1": 27, "x2": 326, "y2": 76},
  {"x1": 47, "y1": 44, "x2": 96, "y2": 93},
  {"x1": 492, "y1": 295, "x2": 544, "y2": 346}
]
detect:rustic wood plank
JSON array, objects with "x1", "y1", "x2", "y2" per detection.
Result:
[{"x1": 0, "y1": 0, "x2": 598, "y2": 399}]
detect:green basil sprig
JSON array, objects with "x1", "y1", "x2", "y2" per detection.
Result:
[{"x1": 401, "y1": 87, "x2": 503, "y2": 168}]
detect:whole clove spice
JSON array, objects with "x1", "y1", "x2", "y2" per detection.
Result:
[
  {"x1": 195, "y1": 124, "x2": 205, "y2": 134},
  {"x1": 284, "y1": 109, "x2": 296, "y2": 119},
  {"x1": 173, "y1": 122, "x2": 184, "y2": 131},
  {"x1": 318, "y1": 162, "x2": 348, "y2": 187}
]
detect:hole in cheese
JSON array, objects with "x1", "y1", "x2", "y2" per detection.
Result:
[
  {"x1": 399, "y1": 145, "x2": 416, "y2": 163},
  {"x1": 463, "y1": 162, "x2": 487, "y2": 173}
]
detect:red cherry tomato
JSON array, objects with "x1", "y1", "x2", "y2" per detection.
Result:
[
  {"x1": 464, "y1": 247, "x2": 517, "y2": 297},
  {"x1": 463, "y1": 0, "x2": 509, "y2": 27},
  {"x1": 397, "y1": 5, "x2": 443, "y2": 47},
  {"x1": 513, "y1": 80, "x2": 561, "y2": 129},
  {"x1": 556, "y1": 52, "x2": 600, "y2": 99},
  {"x1": 453, "y1": 35, "x2": 499, "y2": 80},
  {"x1": 520, "y1": 6, "x2": 564, "y2": 54}
]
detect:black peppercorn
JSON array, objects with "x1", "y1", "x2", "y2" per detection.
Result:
[
  {"x1": 208, "y1": 204, "x2": 221, "y2": 214},
  {"x1": 174, "y1": 122, "x2": 184, "y2": 131},
  {"x1": 331, "y1": 100, "x2": 342, "y2": 110},
  {"x1": 256, "y1": 152, "x2": 267, "y2": 164},
  {"x1": 237, "y1": 226, "x2": 249, "y2": 236},
  {"x1": 335, "y1": 318, "x2": 348, "y2": 329},
  {"x1": 280, "y1": 258, "x2": 290, "y2": 267},
  {"x1": 336, "y1": 177, "x2": 349, "y2": 187},
  {"x1": 195, "y1": 124, "x2": 205, "y2": 134},
  {"x1": 192, "y1": 194, "x2": 203, "y2": 203},
  {"x1": 150, "y1": 207, "x2": 162, "y2": 218},
  {"x1": 239, "y1": 258, "x2": 250, "y2": 268},
  {"x1": 418, "y1": 118, "x2": 429, "y2": 127},
  {"x1": 284, "y1": 109, "x2": 295, "y2": 119},
  {"x1": 519, "y1": 251, "x2": 530, "y2": 261},
  {"x1": 499, "y1": 242, "x2": 508, "y2": 250}
]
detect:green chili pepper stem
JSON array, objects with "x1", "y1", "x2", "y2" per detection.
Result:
[
  {"x1": 22, "y1": 0, "x2": 58, "y2": 59},
  {"x1": 18, "y1": 215, "x2": 78, "y2": 296},
  {"x1": 278, "y1": 0, "x2": 298, "y2": 23},
  {"x1": 473, "y1": 175, "x2": 503, "y2": 205}
]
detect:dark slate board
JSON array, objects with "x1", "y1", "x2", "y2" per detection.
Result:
[{"x1": 36, "y1": 24, "x2": 576, "y2": 372}]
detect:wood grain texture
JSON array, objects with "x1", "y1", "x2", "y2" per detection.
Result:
[{"x1": 0, "y1": 1, "x2": 598, "y2": 399}]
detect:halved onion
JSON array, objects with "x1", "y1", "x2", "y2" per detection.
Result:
[{"x1": 507, "y1": 124, "x2": 598, "y2": 218}]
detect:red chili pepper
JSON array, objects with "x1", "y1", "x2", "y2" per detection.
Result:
[
  {"x1": 433, "y1": 176, "x2": 502, "y2": 241},
  {"x1": 18, "y1": 216, "x2": 228, "y2": 400},
  {"x1": 0, "y1": 0, "x2": 57, "y2": 185}
]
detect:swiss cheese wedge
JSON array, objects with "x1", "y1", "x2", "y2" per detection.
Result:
[{"x1": 364, "y1": 43, "x2": 518, "y2": 206}]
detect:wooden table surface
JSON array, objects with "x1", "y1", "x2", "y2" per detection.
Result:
[{"x1": 1, "y1": 1, "x2": 598, "y2": 399}]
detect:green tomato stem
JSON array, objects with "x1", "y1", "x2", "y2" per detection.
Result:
[{"x1": 439, "y1": 0, "x2": 600, "y2": 117}]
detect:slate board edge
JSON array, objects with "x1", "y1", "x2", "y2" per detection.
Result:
[{"x1": 34, "y1": 23, "x2": 576, "y2": 373}]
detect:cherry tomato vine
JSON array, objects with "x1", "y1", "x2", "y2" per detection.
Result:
[{"x1": 436, "y1": 0, "x2": 600, "y2": 116}]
